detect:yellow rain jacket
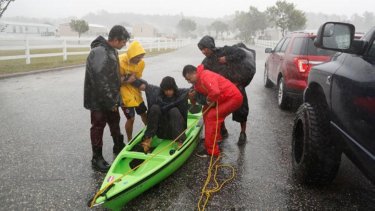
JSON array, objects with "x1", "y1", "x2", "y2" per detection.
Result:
[{"x1": 119, "y1": 41, "x2": 146, "y2": 107}]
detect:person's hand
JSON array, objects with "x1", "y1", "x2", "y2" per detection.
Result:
[
  {"x1": 139, "y1": 83, "x2": 146, "y2": 91},
  {"x1": 127, "y1": 74, "x2": 136, "y2": 83},
  {"x1": 188, "y1": 89, "x2": 196, "y2": 105},
  {"x1": 206, "y1": 98, "x2": 216, "y2": 107},
  {"x1": 188, "y1": 89, "x2": 196, "y2": 99},
  {"x1": 120, "y1": 75, "x2": 127, "y2": 84},
  {"x1": 218, "y1": 56, "x2": 227, "y2": 64}
]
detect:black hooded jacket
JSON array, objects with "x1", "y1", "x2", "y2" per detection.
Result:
[
  {"x1": 83, "y1": 36, "x2": 121, "y2": 111},
  {"x1": 144, "y1": 83, "x2": 189, "y2": 127},
  {"x1": 198, "y1": 36, "x2": 256, "y2": 87}
]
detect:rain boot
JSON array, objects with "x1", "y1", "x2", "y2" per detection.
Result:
[
  {"x1": 113, "y1": 134, "x2": 125, "y2": 154},
  {"x1": 91, "y1": 146, "x2": 110, "y2": 173}
]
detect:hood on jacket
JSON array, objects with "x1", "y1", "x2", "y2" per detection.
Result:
[
  {"x1": 90, "y1": 36, "x2": 108, "y2": 49},
  {"x1": 197, "y1": 35, "x2": 216, "y2": 50},
  {"x1": 127, "y1": 40, "x2": 146, "y2": 59}
]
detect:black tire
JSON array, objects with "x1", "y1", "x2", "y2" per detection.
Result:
[
  {"x1": 277, "y1": 77, "x2": 290, "y2": 109},
  {"x1": 292, "y1": 103, "x2": 341, "y2": 185},
  {"x1": 264, "y1": 66, "x2": 273, "y2": 88}
]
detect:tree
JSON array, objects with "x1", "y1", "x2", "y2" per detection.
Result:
[
  {"x1": 0, "y1": 0, "x2": 14, "y2": 19},
  {"x1": 176, "y1": 18, "x2": 196, "y2": 37},
  {"x1": 210, "y1": 20, "x2": 228, "y2": 39},
  {"x1": 69, "y1": 19, "x2": 89, "y2": 38},
  {"x1": 234, "y1": 6, "x2": 268, "y2": 43},
  {"x1": 266, "y1": 0, "x2": 306, "y2": 35}
]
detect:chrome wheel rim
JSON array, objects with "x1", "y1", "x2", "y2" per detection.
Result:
[{"x1": 278, "y1": 78, "x2": 284, "y2": 105}]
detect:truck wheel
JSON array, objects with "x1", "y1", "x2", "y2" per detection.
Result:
[
  {"x1": 292, "y1": 103, "x2": 341, "y2": 185},
  {"x1": 277, "y1": 77, "x2": 290, "y2": 109},
  {"x1": 264, "y1": 67, "x2": 273, "y2": 88}
]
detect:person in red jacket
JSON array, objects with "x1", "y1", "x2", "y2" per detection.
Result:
[{"x1": 183, "y1": 64, "x2": 243, "y2": 157}]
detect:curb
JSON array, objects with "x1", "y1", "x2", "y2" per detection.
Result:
[{"x1": 0, "y1": 64, "x2": 85, "y2": 80}]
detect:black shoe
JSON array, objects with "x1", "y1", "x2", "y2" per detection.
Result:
[
  {"x1": 221, "y1": 128, "x2": 229, "y2": 139},
  {"x1": 195, "y1": 149, "x2": 209, "y2": 158},
  {"x1": 113, "y1": 135, "x2": 125, "y2": 154},
  {"x1": 91, "y1": 156, "x2": 110, "y2": 173},
  {"x1": 237, "y1": 132, "x2": 247, "y2": 146}
]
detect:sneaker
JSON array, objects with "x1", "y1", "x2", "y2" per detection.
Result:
[
  {"x1": 195, "y1": 149, "x2": 209, "y2": 158},
  {"x1": 237, "y1": 132, "x2": 247, "y2": 146}
]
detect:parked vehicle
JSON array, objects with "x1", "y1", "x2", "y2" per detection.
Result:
[
  {"x1": 292, "y1": 22, "x2": 375, "y2": 185},
  {"x1": 264, "y1": 32, "x2": 335, "y2": 109}
]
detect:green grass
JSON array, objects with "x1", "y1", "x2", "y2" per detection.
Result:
[{"x1": 0, "y1": 48, "x2": 176, "y2": 75}]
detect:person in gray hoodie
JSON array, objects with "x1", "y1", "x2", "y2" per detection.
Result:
[{"x1": 84, "y1": 25, "x2": 130, "y2": 172}]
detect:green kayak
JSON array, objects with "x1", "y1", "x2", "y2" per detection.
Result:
[{"x1": 90, "y1": 107, "x2": 203, "y2": 210}]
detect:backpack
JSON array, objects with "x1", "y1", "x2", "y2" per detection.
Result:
[{"x1": 232, "y1": 43, "x2": 256, "y2": 87}]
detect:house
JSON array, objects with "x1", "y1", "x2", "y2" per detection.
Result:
[
  {"x1": 0, "y1": 20, "x2": 57, "y2": 36},
  {"x1": 132, "y1": 23, "x2": 158, "y2": 38}
]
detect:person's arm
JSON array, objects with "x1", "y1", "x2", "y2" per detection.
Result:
[
  {"x1": 159, "y1": 90, "x2": 189, "y2": 112},
  {"x1": 131, "y1": 78, "x2": 148, "y2": 90}
]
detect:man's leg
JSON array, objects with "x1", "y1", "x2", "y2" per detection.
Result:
[
  {"x1": 122, "y1": 107, "x2": 136, "y2": 141},
  {"x1": 203, "y1": 108, "x2": 223, "y2": 156},
  {"x1": 125, "y1": 117, "x2": 135, "y2": 141},
  {"x1": 168, "y1": 107, "x2": 186, "y2": 144},
  {"x1": 90, "y1": 110, "x2": 110, "y2": 172},
  {"x1": 107, "y1": 110, "x2": 125, "y2": 154},
  {"x1": 233, "y1": 86, "x2": 249, "y2": 145},
  {"x1": 221, "y1": 122, "x2": 228, "y2": 138}
]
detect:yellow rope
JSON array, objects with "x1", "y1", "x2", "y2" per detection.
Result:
[
  {"x1": 197, "y1": 102, "x2": 236, "y2": 211},
  {"x1": 89, "y1": 104, "x2": 213, "y2": 208}
]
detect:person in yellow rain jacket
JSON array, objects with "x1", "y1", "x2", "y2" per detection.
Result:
[{"x1": 119, "y1": 41, "x2": 148, "y2": 142}]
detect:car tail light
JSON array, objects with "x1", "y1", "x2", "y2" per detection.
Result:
[
  {"x1": 296, "y1": 59, "x2": 310, "y2": 73},
  {"x1": 294, "y1": 58, "x2": 324, "y2": 73}
]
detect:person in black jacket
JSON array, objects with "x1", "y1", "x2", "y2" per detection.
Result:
[
  {"x1": 83, "y1": 25, "x2": 130, "y2": 172},
  {"x1": 139, "y1": 76, "x2": 189, "y2": 153},
  {"x1": 197, "y1": 35, "x2": 256, "y2": 146}
]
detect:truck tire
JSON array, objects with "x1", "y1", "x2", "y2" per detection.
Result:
[{"x1": 292, "y1": 103, "x2": 341, "y2": 185}]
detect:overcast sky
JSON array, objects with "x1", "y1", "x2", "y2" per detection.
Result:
[{"x1": 4, "y1": 0, "x2": 375, "y2": 19}]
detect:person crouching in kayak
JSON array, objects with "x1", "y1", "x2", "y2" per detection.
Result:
[
  {"x1": 182, "y1": 64, "x2": 243, "y2": 157},
  {"x1": 137, "y1": 76, "x2": 189, "y2": 153}
]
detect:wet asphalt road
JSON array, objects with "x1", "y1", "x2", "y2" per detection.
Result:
[{"x1": 0, "y1": 42, "x2": 374, "y2": 211}]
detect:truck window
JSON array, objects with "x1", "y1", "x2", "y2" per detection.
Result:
[{"x1": 307, "y1": 38, "x2": 336, "y2": 56}]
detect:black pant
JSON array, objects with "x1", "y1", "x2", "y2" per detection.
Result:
[
  {"x1": 90, "y1": 110, "x2": 121, "y2": 147},
  {"x1": 232, "y1": 86, "x2": 249, "y2": 123},
  {"x1": 144, "y1": 105, "x2": 186, "y2": 142}
]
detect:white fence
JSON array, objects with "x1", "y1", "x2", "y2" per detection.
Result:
[
  {"x1": 0, "y1": 36, "x2": 191, "y2": 64},
  {"x1": 254, "y1": 39, "x2": 279, "y2": 48}
]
